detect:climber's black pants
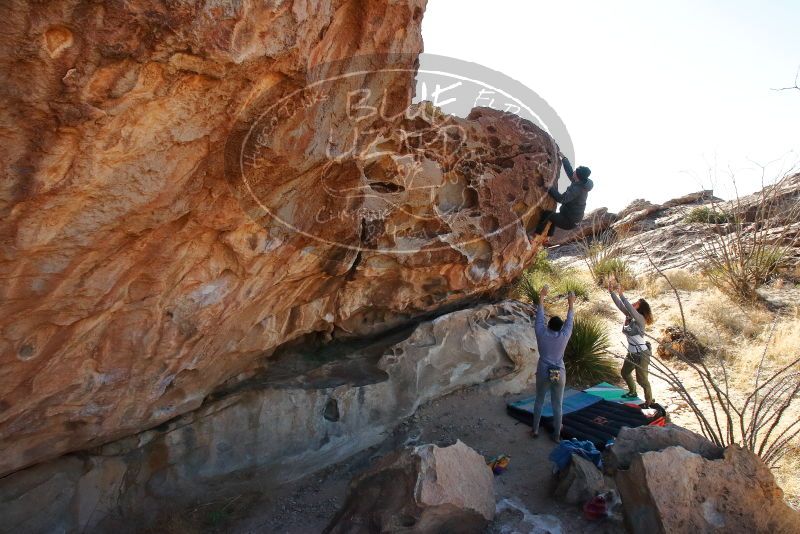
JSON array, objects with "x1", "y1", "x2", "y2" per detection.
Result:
[{"x1": 535, "y1": 211, "x2": 578, "y2": 236}]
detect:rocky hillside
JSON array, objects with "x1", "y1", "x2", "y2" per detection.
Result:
[
  {"x1": 0, "y1": 0, "x2": 557, "y2": 490},
  {"x1": 550, "y1": 173, "x2": 800, "y2": 273}
]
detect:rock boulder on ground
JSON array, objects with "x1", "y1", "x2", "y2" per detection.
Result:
[
  {"x1": 616, "y1": 445, "x2": 800, "y2": 534},
  {"x1": 551, "y1": 180, "x2": 800, "y2": 273},
  {"x1": 611, "y1": 201, "x2": 662, "y2": 233},
  {"x1": 553, "y1": 454, "x2": 606, "y2": 505},
  {"x1": 661, "y1": 190, "x2": 716, "y2": 209},
  {"x1": 655, "y1": 326, "x2": 707, "y2": 362},
  {"x1": 616, "y1": 199, "x2": 660, "y2": 221},
  {"x1": 325, "y1": 440, "x2": 495, "y2": 534},
  {"x1": 604, "y1": 424, "x2": 723, "y2": 475},
  {"x1": 549, "y1": 208, "x2": 618, "y2": 246}
]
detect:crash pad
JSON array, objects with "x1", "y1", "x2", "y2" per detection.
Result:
[
  {"x1": 507, "y1": 388, "x2": 602, "y2": 423},
  {"x1": 583, "y1": 382, "x2": 643, "y2": 404}
]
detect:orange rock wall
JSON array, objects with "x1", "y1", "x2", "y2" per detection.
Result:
[{"x1": 0, "y1": 0, "x2": 557, "y2": 476}]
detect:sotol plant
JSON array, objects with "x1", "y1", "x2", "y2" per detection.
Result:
[{"x1": 564, "y1": 315, "x2": 618, "y2": 386}]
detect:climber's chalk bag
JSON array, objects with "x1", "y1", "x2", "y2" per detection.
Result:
[{"x1": 548, "y1": 366, "x2": 561, "y2": 383}]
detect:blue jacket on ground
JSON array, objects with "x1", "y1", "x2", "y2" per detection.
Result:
[{"x1": 549, "y1": 438, "x2": 603, "y2": 471}]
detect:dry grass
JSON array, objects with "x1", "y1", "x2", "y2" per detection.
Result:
[
  {"x1": 734, "y1": 312, "x2": 800, "y2": 378},
  {"x1": 641, "y1": 269, "x2": 704, "y2": 298},
  {"x1": 774, "y1": 443, "x2": 800, "y2": 508},
  {"x1": 698, "y1": 290, "x2": 771, "y2": 339},
  {"x1": 766, "y1": 315, "x2": 800, "y2": 360},
  {"x1": 578, "y1": 299, "x2": 619, "y2": 320}
]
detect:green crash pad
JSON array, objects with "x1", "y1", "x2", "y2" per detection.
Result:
[{"x1": 583, "y1": 382, "x2": 643, "y2": 404}]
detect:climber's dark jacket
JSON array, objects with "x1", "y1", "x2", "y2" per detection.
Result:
[{"x1": 548, "y1": 157, "x2": 594, "y2": 224}]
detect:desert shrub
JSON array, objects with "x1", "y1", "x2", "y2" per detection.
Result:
[
  {"x1": 702, "y1": 245, "x2": 790, "y2": 302},
  {"x1": 685, "y1": 205, "x2": 730, "y2": 224},
  {"x1": 693, "y1": 172, "x2": 800, "y2": 302},
  {"x1": 592, "y1": 257, "x2": 637, "y2": 289},
  {"x1": 515, "y1": 250, "x2": 589, "y2": 302},
  {"x1": 514, "y1": 250, "x2": 551, "y2": 304},
  {"x1": 578, "y1": 230, "x2": 638, "y2": 288},
  {"x1": 554, "y1": 273, "x2": 590, "y2": 299},
  {"x1": 751, "y1": 246, "x2": 790, "y2": 275},
  {"x1": 564, "y1": 315, "x2": 618, "y2": 386},
  {"x1": 528, "y1": 248, "x2": 555, "y2": 275}
]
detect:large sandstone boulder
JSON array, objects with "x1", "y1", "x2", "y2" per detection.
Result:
[
  {"x1": 0, "y1": 300, "x2": 537, "y2": 533},
  {"x1": 325, "y1": 440, "x2": 495, "y2": 534},
  {"x1": 611, "y1": 201, "x2": 662, "y2": 233},
  {"x1": 604, "y1": 424, "x2": 723, "y2": 475},
  {"x1": 0, "y1": 0, "x2": 558, "y2": 476},
  {"x1": 616, "y1": 445, "x2": 800, "y2": 534},
  {"x1": 549, "y1": 207, "x2": 618, "y2": 245},
  {"x1": 616, "y1": 199, "x2": 660, "y2": 221},
  {"x1": 661, "y1": 190, "x2": 716, "y2": 209}
]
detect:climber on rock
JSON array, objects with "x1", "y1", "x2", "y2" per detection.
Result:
[{"x1": 534, "y1": 153, "x2": 593, "y2": 239}]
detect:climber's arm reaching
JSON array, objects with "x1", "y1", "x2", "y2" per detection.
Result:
[
  {"x1": 561, "y1": 155, "x2": 574, "y2": 179},
  {"x1": 549, "y1": 182, "x2": 581, "y2": 204},
  {"x1": 548, "y1": 155, "x2": 580, "y2": 203}
]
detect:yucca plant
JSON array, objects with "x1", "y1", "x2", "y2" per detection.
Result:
[
  {"x1": 515, "y1": 273, "x2": 540, "y2": 305},
  {"x1": 564, "y1": 315, "x2": 618, "y2": 386}
]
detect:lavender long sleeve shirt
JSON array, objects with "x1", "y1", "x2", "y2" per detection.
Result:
[{"x1": 534, "y1": 302, "x2": 575, "y2": 376}]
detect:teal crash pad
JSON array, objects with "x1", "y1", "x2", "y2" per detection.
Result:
[{"x1": 583, "y1": 382, "x2": 643, "y2": 404}]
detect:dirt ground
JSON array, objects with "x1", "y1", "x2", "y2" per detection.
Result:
[{"x1": 169, "y1": 383, "x2": 624, "y2": 534}]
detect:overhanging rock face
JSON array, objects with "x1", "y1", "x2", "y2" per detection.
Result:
[
  {"x1": 0, "y1": 301, "x2": 538, "y2": 533},
  {"x1": 0, "y1": 0, "x2": 557, "y2": 476}
]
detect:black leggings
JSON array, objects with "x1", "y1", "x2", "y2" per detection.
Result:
[{"x1": 535, "y1": 211, "x2": 578, "y2": 236}]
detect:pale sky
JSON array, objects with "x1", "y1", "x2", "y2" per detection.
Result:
[{"x1": 421, "y1": 0, "x2": 800, "y2": 212}]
